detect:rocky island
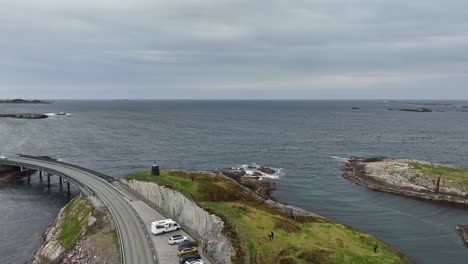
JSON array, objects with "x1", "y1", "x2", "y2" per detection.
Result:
[
  {"x1": 343, "y1": 157, "x2": 468, "y2": 205},
  {"x1": 343, "y1": 157, "x2": 468, "y2": 245},
  {"x1": 0, "y1": 113, "x2": 48, "y2": 119},
  {"x1": 387, "y1": 108, "x2": 433, "y2": 112},
  {"x1": 0, "y1": 99, "x2": 51, "y2": 104},
  {"x1": 123, "y1": 168, "x2": 411, "y2": 264}
]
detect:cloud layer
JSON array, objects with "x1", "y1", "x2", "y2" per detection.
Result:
[{"x1": 1, "y1": 0, "x2": 467, "y2": 99}]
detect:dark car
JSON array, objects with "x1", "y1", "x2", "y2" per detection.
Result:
[
  {"x1": 178, "y1": 240, "x2": 198, "y2": 251},
  {"x1": 179, "y1": 252, "x2": 201, "y2": 264}
]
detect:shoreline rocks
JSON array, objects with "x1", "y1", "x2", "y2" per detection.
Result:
[
  {"x1": 213, "y1": 164, "x2": 279, "y2": 199},
  {"x1": 31, "y1": 196, "x2": 119, "y2": 264},
  {"x1": 456, "y1": 225, "x2": 468, "y2": 245},
  {"x1": 343, "y1": 157, "x2": 468, "y2": 246},
  {"x1": 342, "y1": 157, "x2": 468, "y2": 205}
]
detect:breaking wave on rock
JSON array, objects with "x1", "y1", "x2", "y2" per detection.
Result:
[{"x1": 234, "y1": 163, "x2": 283, "y2": 180}]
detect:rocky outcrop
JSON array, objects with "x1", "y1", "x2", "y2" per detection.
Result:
[
  {"x1": 456, "y1": 225, "x2": 468, "y2": 245},
  {"x1": 122, "y1": 179, "x2": 234, "y2": 264},
  {"x1": 32, "y1": 196, "x2": 119, "y2": 264},
  {"x1": 342, "y1": 158, "x2": 468, "y2": 205},
  {"x1": 0, "y1": 113, "x2": 48, "y2": 119}
]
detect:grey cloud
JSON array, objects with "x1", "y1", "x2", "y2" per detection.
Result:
[{"x1": 0, "y1": 0, "x2": 467, "y2": 99}]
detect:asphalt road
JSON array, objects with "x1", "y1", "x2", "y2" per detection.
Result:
[{"x1": 0, "y1": 156, "x2": 157, "y2": 264}]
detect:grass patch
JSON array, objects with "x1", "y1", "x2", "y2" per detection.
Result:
[
  {"x1": 126, "y1": 170, "x2": 411, "y2": 264},
  {"x1": 59, "y1": 196, "x2": 93, "y2": 249},
  {"x1": 409, "y1": 162, "x2": 468, "y2": 188}
]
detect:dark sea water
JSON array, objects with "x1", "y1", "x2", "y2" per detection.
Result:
[{"x1": 1, "y1": 100, "x2": 468, "y2": 264}]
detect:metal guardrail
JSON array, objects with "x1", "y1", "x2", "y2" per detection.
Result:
[
  {"x1": 0, "y1": 159, "x2": 94, "y2": 196},
  {"x1": 17, "y1": 154, "x2": 116, "y2": 182}
]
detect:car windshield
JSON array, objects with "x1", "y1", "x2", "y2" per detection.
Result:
[{"x1": 172, "y1": 235, "x2": 183, "y2": 239}]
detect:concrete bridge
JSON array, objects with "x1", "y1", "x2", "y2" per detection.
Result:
[{"x1": 0, "y1": 155, "x2": 157, "y2": 264}]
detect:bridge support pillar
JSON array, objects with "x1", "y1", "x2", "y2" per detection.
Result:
[
  {"x1": 39, "y1": 171, "x2": 43, "y2": 180},
  {"x1": 27, "y1": 176, "x2": 30, "y2": 183},
  {"x1": 47, "y1": 174, "x2": 50, "y2": 188},
  {"x1": 67, "y1": 182, "x2": 71, "y2": 195},
  {"x1": 59, "y1": 177, "x2": 63, "y2": 187}
]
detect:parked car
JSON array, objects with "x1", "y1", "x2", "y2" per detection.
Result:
[
  {"x1": 169, "y1": 234, "x2": 188, "y2": 245},
  {"x1": 178, "y1": 240, "x2": 198, "y2": 251},
  {"x1": 185, "y1": 260, "x2": 204, "y2": 264},
  {"x1": 178, "y1": 246, "x2": 198, "y2": 256},
  {"x1": 179, "y1": 253, "x2": 201, "y2": 264}
]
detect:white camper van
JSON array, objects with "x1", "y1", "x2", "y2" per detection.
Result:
[{"x1": 151, "y1": 219, "x2": 180, "y2": 235}]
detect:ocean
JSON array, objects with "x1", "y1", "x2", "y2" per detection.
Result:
[{"x1": 1, "y1": 100, "x2": 468, "y2": 263}]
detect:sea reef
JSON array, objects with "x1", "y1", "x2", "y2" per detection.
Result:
[
  {"x1": 0, "y1": 99, "x2": 50, "y2": 104},
  {"x1": 0, "y1": 113, "x2": 48, "y2": 119},
  {"x1": 342, "y1": 157, "x2": 468, "y2": 205},
  {"x1": 213, "y1": 164, "x2": 279, "y2": 199},
  {"x1": 32, "y1": 195, "x2": 120, "y2": 264}
]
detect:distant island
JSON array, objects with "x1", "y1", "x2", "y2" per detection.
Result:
[
  {"x1": 0, "y1": 99, "x2": 51, "y2": 104},
  {"x1": 387, "y1": 108, "x2": 432, "y2": 112},
  {"x1": 0, "y1": 113, "x2": 48, "y2": 119}
]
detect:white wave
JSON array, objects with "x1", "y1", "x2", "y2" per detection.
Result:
[
  {"x1": 236, "y1": 163, "x2": 283, "y2": 180},
  {"x1": 330, "y1": 156, "x2": 349, "y2": 162},
  {"x1": 44, "y1": 113, "x2": 72, "y2": 116}
]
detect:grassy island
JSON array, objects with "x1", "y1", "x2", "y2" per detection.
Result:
[
  {"x1": 126, "y1": 170, "x2": 410, "y2": 264},
  {"x1": 409, "y1": 162, "x2": 468, "y2": 188}
]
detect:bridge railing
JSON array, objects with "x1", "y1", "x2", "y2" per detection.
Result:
[
  {"x1": 0, "y1": 159, "x2": 95, "y2": 197},
  {"x1": 17, "y1": 154, "x2": 116, "y2": 183}
]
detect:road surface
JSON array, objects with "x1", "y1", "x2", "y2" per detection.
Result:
[{"x1": 0, "y1": 156, "x2": 156, "y2": 264}]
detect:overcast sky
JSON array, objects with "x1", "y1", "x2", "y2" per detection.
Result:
[{"x1": 1, "y1": 0, "x2": 467, "y2": 99}]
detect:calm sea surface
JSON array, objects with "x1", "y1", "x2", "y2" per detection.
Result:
[{"x1": 1, "y1": 100, "x2": 468, "y2": 263}]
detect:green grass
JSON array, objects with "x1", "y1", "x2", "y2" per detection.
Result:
[
  {"x1": 59, "y1": 196, "x2": 93, "y2": 249},
  {"x1": 409, "y1": 162, "x2": 468, "y2": 188},
  {"x1": 126, "y1": 170, "x2": 411, "y2": 264}
]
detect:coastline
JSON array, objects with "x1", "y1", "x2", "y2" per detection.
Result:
[
  {"x1": 342, "y1": 157, "x2": 468, "y2": 245},
  {"x1": 31, "y1": 195, "x2": 119, "y2": 264},
  {"x1": 342, "y1": 157, "x2": 468, "y2": 205}
]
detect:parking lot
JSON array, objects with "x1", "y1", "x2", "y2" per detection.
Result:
[{"x1": 115, "y1": 182, "x2": 211, "y2": 264}]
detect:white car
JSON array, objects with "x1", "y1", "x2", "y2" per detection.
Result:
[
  {"x1": 185, "y1": 260, "x2": 204, "y2": 264},
  {"x1": 0, "y1": 155, "x2": 7, "y2": 160},
  {"x1": 168, "y1": 235, "x2": 188, "y2": 245}
]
